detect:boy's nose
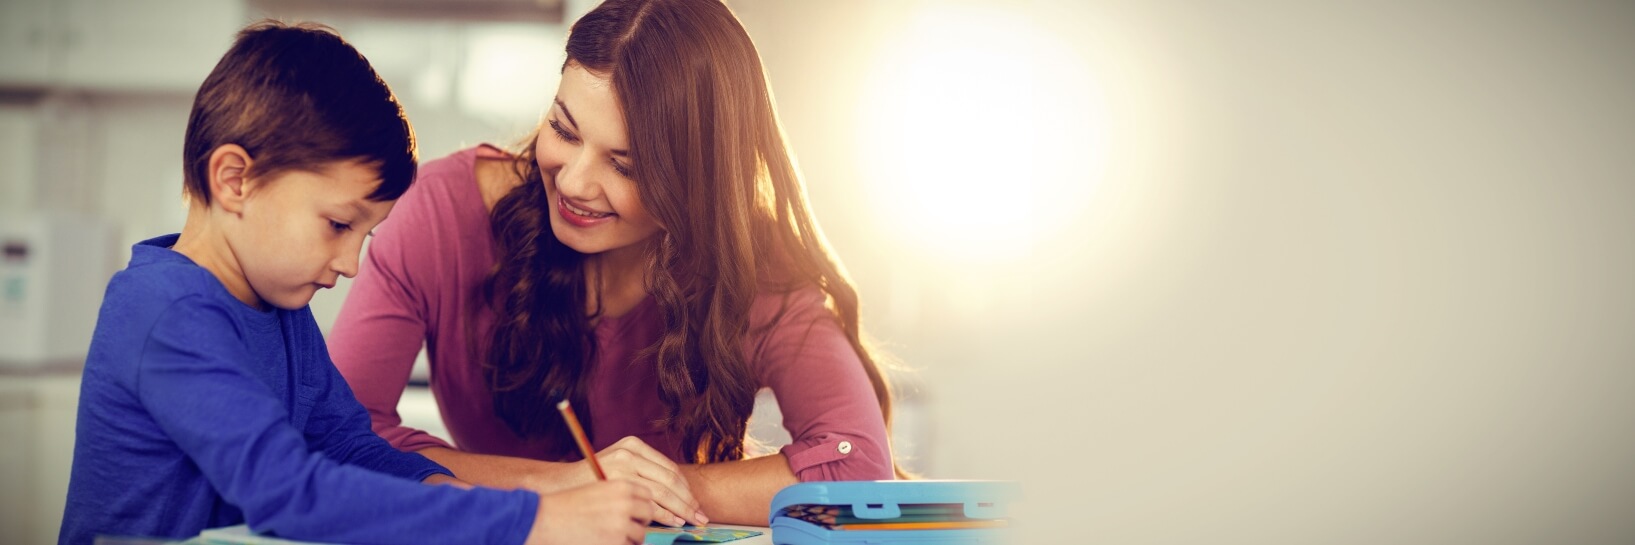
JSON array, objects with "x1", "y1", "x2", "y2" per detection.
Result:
[{"x1": 332, "y1": 252, "x2": 359, "y2": 279}]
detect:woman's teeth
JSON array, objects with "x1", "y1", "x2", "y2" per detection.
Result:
[{"x1": 566, "y1": 202, "x2": 610, "y2": 218}]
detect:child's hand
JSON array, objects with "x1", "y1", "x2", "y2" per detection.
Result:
[
  {"x1": 526, "y1": 480, "x2": 654, "y2": 545},
  {"x1": 590, "y1": 436, "x2": 708, "y2": 527}
]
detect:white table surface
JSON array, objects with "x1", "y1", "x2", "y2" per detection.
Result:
[{"x1": 168, "y1": 524, "x2": 774, "y2": 544}]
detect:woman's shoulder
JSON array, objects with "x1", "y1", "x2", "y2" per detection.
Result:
[
  {"x1": 407, "y1": 145, "x2": 497, "y2": 203},
  {"x1": 472, "y1": 146, "x2": 526, "y2": 213},
  {"x1": 366, "y1": 145, "x2": 505, "y2": 282},
  {"x1": 384, "y1": 145, "x2": 505, "y2": 231},
  {"x1": 748, "y1": 280, "x2": 834, "y2": 333}
]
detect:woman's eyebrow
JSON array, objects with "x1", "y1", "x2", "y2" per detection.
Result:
[
  {"x1": 555, "y1": 96, "x2": 629, "y2": 156},
  {"x1": 554, "y1": 97, "x2": 580, "y2": 129}
]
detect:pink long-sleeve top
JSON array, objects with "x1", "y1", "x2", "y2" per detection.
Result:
[{"x1": 328, "y1": 145, "x2": 892, "y2": 482}]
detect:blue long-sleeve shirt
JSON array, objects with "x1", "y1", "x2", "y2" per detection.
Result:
[{"x1": 59, "y1": 234, "x2": 538, "y2": 545}]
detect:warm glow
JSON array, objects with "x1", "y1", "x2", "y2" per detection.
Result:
[
  {"x1": 857, "y1": 6, "x2": 1104, "y2": 263},
  {"x1": 458, "y1": 23, "x2": 565, "y2": 125}
]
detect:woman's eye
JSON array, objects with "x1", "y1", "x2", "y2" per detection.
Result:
[
  {"x1": 548, "y1": 120, "x2": 579, "y2": 144},
  {"x1": 330, "y1": 220, "x2": 352, "y2": 233},
  {"x1": 611, "y1": 160, "x2": 632, "y2": 178}
]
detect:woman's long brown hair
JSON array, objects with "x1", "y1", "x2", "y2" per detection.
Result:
[{"x1": 482, "y1": 0, "x2": 900, "y2": 471}]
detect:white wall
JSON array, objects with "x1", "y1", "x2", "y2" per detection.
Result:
[
  {"x1": 0, "y1": 376, "x2": 80, "y2": 545},
  {"x1": 729, "y1": 0, "x2": 1635, "y2": 543}
]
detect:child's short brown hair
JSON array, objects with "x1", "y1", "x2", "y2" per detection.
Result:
[{"x1": 183, "y1": 20, "x2": 415, "y2": 205}]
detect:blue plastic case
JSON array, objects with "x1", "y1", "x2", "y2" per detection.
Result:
[{"x1": 767, "y1": 480, "x2": 1017, "y2": 544}]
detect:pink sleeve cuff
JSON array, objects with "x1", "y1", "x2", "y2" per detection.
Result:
[{"x1": 779, "y1": 432, "x2": 893, "y2": 482}]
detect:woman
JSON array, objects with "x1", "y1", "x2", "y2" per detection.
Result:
[{"x1": 330, "y1": 0, "x2": 898, "y2": 526}]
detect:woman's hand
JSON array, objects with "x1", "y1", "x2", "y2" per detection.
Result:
[
  {"x1": 587, "y1": 436, "x2": 709, "y2": 527},
  {"x1": 524, "y1": 480, "x2": 653, "y2": 545}
]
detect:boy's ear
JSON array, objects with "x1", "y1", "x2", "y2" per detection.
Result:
[{"x1": 207, "y1": 144, "x2": 254, "y2": 214}]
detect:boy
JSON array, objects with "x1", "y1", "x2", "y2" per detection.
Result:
[{"x1": 58, "y1": 21, "x2": 652, "y2": 545}]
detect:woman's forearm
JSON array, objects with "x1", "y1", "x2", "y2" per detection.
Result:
[
  {"x1": 417, "y1": 446, "x2": 590, "y2": 494},
  {"x1": 680, "y1": 453, "x2": 799, "y2": 526},
  {"x1": 421, "y1": 445, "x2": 798, "y2": 525}
]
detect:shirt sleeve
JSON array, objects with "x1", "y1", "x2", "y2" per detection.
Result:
[
  {"x1": 138, "y1": 296, "x2": 535, "y2": 545},
  {"x1": 757, "y1": 288, "x2": 895, "y2": 481},
  {"x1": 304, "y1": 346, "x2": 451, "y2": 482},
  {"x1": 328, "y1": 175, "x2": 454, "y2": 453}
]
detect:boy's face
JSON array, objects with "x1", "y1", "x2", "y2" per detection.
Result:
[{"x1": 232, "y1": 160, "x2": 395, "y2": 310}]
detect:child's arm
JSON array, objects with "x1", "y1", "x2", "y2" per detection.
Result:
[
  {"x1": 138, "y1": 297, "x2": 537, "y2": 544},
  {"x1": 303, "y1": 332, "x2": 456, "y2": 484}
]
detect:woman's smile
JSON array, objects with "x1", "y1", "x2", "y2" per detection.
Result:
[{"x1": 557, "y1": 194, "x2": 617, "y2": 228}]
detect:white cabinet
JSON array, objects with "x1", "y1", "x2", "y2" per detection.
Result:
[
  {"x1": 0, "y1": 104, "x2": 40, "y2": 214},
  {"x1": 0, "y1": 0, "x2": 246, "y2": 93},
  {"x1": 0, "y1": 0, "x2": 57, "y2": 86},
  {"x1": 0, "y1": 374, "x2": 81, "y2": 545},
  {"x1": 0, "y1": 214, "x2": 119, "y2": 368}
]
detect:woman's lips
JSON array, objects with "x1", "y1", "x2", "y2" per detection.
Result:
[{"x1": 558, "y1": 196, "x2": 615, "y2": 228}]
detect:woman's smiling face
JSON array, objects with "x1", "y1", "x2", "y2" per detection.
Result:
[{"x1": 536, "y1": 62, "x2": 664, "y2": 257}]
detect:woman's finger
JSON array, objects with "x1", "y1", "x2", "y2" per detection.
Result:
[
  {"x1": 609, "y1": 436, "x2": 682, "y2": 474},
  {"x1": 598, "y1": 442, "x2": 704, "y2": 524},
  {"x1": 632, "y1": 467, "x2": 702, "y2": 525}
]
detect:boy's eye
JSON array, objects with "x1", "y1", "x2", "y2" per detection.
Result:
[{"x1": 329, "y1": 220, "x2": 352, "y2": 233}]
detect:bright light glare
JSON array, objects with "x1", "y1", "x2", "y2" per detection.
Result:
[
  {"x1": 459, "y1": 24, "x2": 565, "y2": 125},
  {"x1": 858, "y1": 6, "x2": 1102, "y2": 263}
]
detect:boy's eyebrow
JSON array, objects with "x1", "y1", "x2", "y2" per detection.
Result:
[
  {"x1": 346, "y1": 200, "x2": 372, "y2": 220},
  {"x1": 554, "y1": 97, "x2": 630, "y2": 158}
]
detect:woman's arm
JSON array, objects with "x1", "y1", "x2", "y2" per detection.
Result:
[
  {"x1": 679, "y1": 453, "x2": 798, "y2": 525},
  {"x1": 421, "y1": 437, "x2": 711, "y2": 528},
  {"x1": 712, "y1": 288, "x2": 896, "y2": 522},
  {"x1": 418, "y1": 446, "x2": 574, "y2": 492},
  {"x1": 423, "y1": 443, "x2": 795, "y2": 526}
]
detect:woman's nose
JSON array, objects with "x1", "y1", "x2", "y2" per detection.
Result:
[{"x1": 552, "y1": 149, "x2": 598, "y2": 199}]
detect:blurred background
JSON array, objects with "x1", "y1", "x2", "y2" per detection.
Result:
[{"x1": 3, "y1": 0, "x2": 1634, "y2": 543}]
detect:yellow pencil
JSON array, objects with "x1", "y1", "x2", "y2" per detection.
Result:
[{"x1": 556, "y1": 399, "x2": 606, "y2": 480}]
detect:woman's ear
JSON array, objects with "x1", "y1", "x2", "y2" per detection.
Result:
[{"x1": 207, "y1": 144, "x2": 254, "y2": 214}]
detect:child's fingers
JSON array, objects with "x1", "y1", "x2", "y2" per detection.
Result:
[{"x1": 623, "y1": 491, "x2": 650, "y2": 544}]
